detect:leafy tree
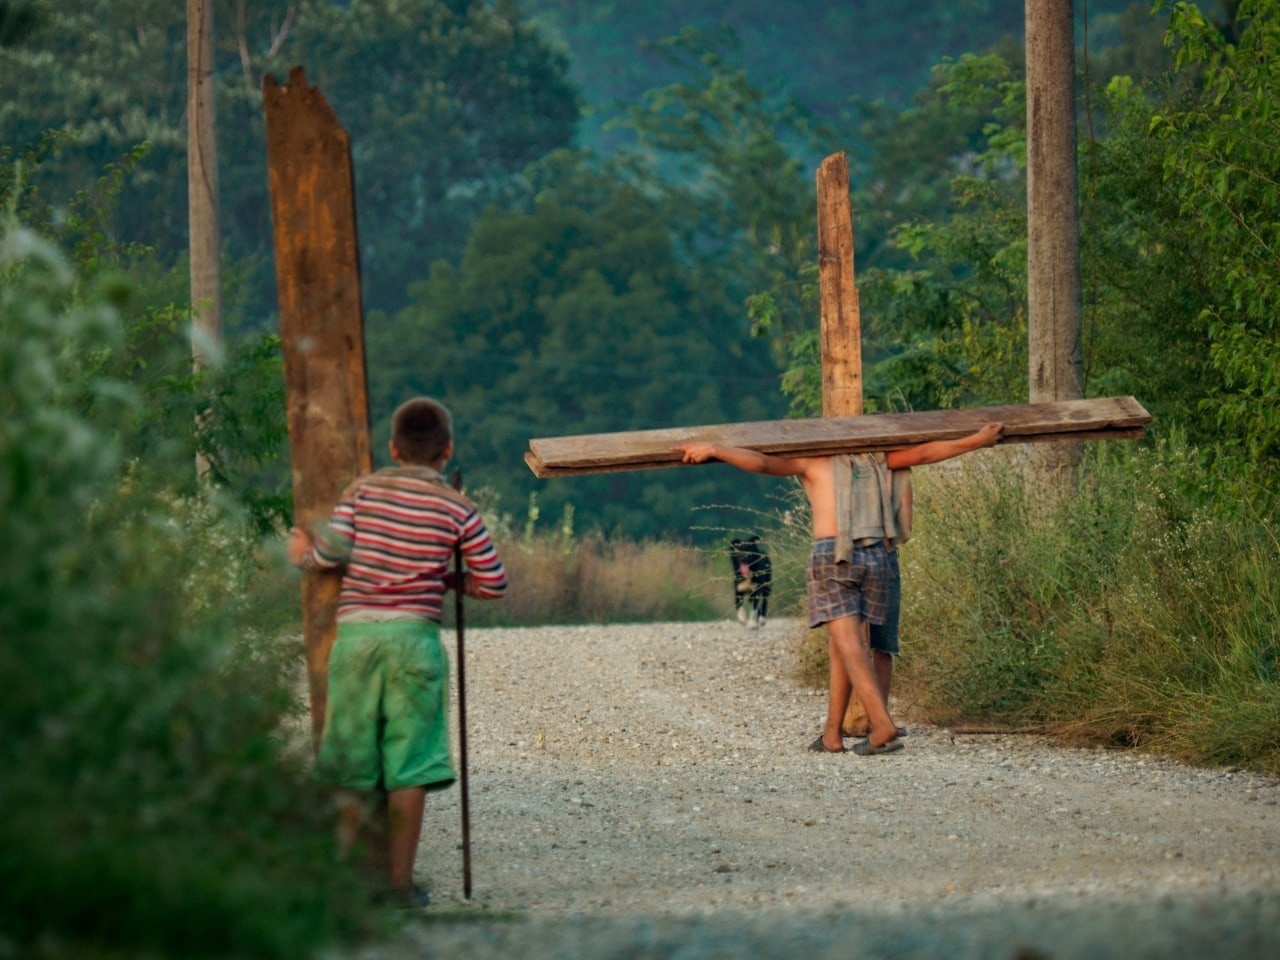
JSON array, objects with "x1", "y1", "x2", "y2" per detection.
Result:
[
  {"x1": 0, "y1": 0, "x2": 193, "y2": 254},
  {"x1": 766, "y1": 0, "x2": 1280, "y2": 498},
  {"x1": 282, "y1": 0, "x2": 581, "y2": 312},
  {"x1": 368, "y1": 150, "x2": 786, "y2": 539},
  {"x1": 0, "y1": 0, "x2": 581, "y2": 318},
  {"x1": 366, "y1": 30, "x2": 837, "y2": 539},
  {"x1": 2, "y1": 130, "x2": 291, "y2": 529},
  {"x1": 522, "y1": 0, "x2": 1137, "y2": 151},
  {"x1": 753, "y1": 50, "x2": 1034, "y2": 418},
  {"x1": 1091, "y1": 0, "x2": 1280, "y2": 470},
  {"x1": 613, "y1": 28, "x2": 826, "y2": 342},
  {"x1": 854, "y1": 51, "x2": 1032, "y2": 415}
]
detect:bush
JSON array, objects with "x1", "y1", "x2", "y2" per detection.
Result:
[
  {"x1": 892, "y1": 437, "x2": 1280, "y2": 773},
  {"x1": 0, "y1": 228, "x2": 387, "y2": 958}
]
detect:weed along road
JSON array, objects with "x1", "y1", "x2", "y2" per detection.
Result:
[{"x1": 375, "y1": 620, "x2": 1280, "y2": 959}]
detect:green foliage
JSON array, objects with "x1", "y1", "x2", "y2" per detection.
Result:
[
  {"x1": 767, "y1": 0, "x2": 1280, "y2": 488},
  {"x1": 368, "y1": 149, "x2": 785, "y2": 540},
  {"x1": 1, "y1": 228, "x2": 390, "y2": 957},
  {"x1": 3, "y1": 132, "x2": 292, "y2": 531},
  {"x1": 0, "y1": 134, "x2": 154, "y2": 283},
  {"x1": 286, "y1": 0, "x2": 581, "y2": 312},
  {"x1": 762, "y1": 49, "x2": 1034, "y2": 418},
  {"x1": 895, "y1": 438, "x2": 1280, "y2": 773},
  {"x1": 612, "y1": 27, "x2": 825, "y2": 352},
  {"x1": 850, "y1": 44, "x2": 1028, "y2": 268},
  {"x1": 1146, "y1": 0, "x2": 1280, "y2": 463},
  {"x1": 80, "y1": 293, "x2": 291, "y2": 532},
  {"x1": 0, "y1": 0, "x2": 581, "y2": 318},
  {"x1": 0, "y1": 0, "x2": 189, "y2": 263},
  {"x1": 1069, "y1": 0, "x2": 1280, "y2": 486},
  {"x1": 524, "y1": 0, "x2": 1134, "y2": 153}
]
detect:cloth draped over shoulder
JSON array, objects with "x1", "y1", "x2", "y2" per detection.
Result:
[{"x1": 833, "y1": 453, "x2": 912, "y2": 563}]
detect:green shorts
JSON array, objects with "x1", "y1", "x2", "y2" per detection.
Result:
[{"x1": 316, "y1": 620, "x2": 455, "y2": 792}]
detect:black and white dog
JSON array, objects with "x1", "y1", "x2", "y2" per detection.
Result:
[{"x1": 730, "y1": 535, "x2": 771, "y2": 629}]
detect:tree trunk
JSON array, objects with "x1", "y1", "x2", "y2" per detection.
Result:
[
  {"x1": 188, "y1": 0, "x2": 221, "y2": 478},
  {"x1": 1025, "y1": 0, "x2": 1083, "y2": 497}
]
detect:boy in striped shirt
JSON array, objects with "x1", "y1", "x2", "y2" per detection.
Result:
[{"x1": 288, "y1": 397, "x2": 507, "y2": 907}]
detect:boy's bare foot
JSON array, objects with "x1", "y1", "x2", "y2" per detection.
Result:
[{"x1": 808, "y1": 734, "x2": 846, "y2": 753}]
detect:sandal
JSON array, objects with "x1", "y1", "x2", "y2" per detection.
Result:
[
  {"x1": 851, "y1": 736, "x2": 904, "y2": 756},
  {"x1": 845, "y1": 723, "x2": 908, "y2": 738}
]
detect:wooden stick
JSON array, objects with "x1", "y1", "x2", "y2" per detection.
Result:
[{"x1": 452, "y1": 467, "x2": 473, "y2": 901}]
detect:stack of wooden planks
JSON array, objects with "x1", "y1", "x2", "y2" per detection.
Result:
[{"x1": 525, "y1": 396, "x2": 1150, "y2": 478}]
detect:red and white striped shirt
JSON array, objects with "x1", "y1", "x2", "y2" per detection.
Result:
[{"x1": 303, "y1": 466, "x2": 507, "y2": 623}]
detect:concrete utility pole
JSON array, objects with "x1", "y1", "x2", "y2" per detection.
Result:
[
  {"x1": 187, "y1": 0, "x2": 221, "y2": 478},
  {"x1": 1025, "y1": 0, "x2": 1084, "y2": 494}
]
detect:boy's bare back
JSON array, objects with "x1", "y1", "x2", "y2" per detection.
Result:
[{"x1": 673, "y1": 444, "x2": 839, "y2": 536}]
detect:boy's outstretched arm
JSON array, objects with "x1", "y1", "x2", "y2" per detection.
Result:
[
  {"x1": 886, "y1": 422, "x2": 1004, "y2": 470},
  {"x1": 673, "y1": 442, "x2": 807, "y2": 477}
]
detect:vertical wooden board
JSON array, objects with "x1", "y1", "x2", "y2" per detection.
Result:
[
  {"x1": 1025, "y1": 0, "x2": 1083, "y2": 405},
  {"x1": 817, "y1": 151, "x2": 870, "y2": 734},
  {"x1": 817, "y1": 152, "x2": 862, "y2": 419},
  {"x1": 263, "y1": 67, "x2": 372, "y2": 749}
]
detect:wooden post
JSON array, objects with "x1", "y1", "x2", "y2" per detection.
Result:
[
  {"x1": 187, "y1": 0, "x2": 221, "y2": 480},
  {"x1": 816, "y1": 152, "x2": 863, "y2": 420},
  {"x1": 816, "y1": 152, "x2": 872, "y2": 735},
  {"x1": 1026, "y1": 0, "x2": 1084, "y2": 494},
  {"x1": 263, "y1": 67, "x2": 372, "y2": 749}
]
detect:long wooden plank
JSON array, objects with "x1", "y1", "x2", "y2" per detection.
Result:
[
  {"x1": 264, "y1": 67, "x2": 372, "y2": 749},
  {"x1": 526, "y1": 426, "x2": 1146, "y2": 478},
  {"x1": 526, "y1": 397, "x2": 1149, "y2": 478}
]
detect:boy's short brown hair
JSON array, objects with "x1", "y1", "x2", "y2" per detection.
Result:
[{"x1": 392, "y1": 397, "x2": 453, "y2": 465}]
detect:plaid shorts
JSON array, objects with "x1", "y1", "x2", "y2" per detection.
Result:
[
  {"x1": 869, "y1": 548, "x2": 901, "y2": 655},
  {"x1": 806, "y1": 537, "x2": 890, "y2": 629}
]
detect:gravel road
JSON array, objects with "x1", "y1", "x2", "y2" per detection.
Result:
[{"x1": 358, "y1": 619, "x2": 1280, "y2": 959}]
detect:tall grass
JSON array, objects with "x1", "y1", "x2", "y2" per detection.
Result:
[
  {"x1": 883, "y1": 436, "x2": 1280, "y2": 773},
  {"x1": 452, "y1": 493, "x2": 776, "y2": 626}
]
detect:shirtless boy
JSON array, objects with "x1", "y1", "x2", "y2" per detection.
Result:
[{"x1": 674, "y1": 423, "x2": 1003, "y2": 755}]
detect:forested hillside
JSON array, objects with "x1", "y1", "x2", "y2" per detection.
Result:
[
  {"x1": 2, "y1": 0, "x2": 1269, "y2": 541},
  {"x1": 523, "y1": 0, "x2": 1138, "y2": 151}
]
